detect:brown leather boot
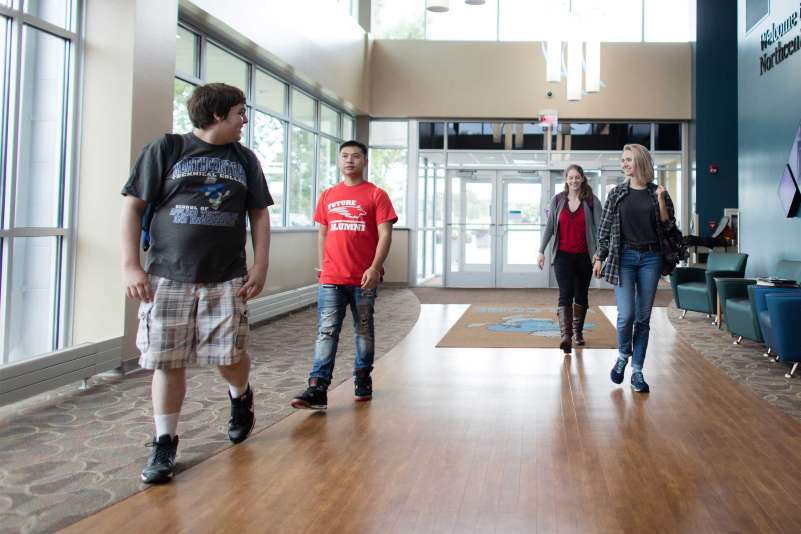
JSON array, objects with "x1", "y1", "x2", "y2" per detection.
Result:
[
  {"x1": 557, "y1": 305, "x2": 573, "y2": 354},
  {"x1": 573, "y1": 303, "x2": 588, "y2": 346}
]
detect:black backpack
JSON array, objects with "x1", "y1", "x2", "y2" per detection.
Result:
[{"x1": 660, "y1": 224, "x2": 689, "y2": 276}]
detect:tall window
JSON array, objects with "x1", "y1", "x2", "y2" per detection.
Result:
[
  {"x1": 644, "y1": 0, "x2": 696, "y2": 42},
  {"x1": 173, "y1": 24, "x2": 355, "y2": 228},
  {"x1": 1, "y1": 2, "x2": 80, "y2": 365},
  {"x1": 373, "y1": 0, "x2": 696, "y2": 42},
  {"x1": 427, "y1": 0, "x2": 498, "y2": 41},
  {"x1": 371, "y1": 0, "x2": 425, "y2": 39},
  {"x1": 369, "y1": 121, "x2": 409, "y2": 226},
  {"x1": 333, "y1": 0, "x2": 357, "y2": 17}
]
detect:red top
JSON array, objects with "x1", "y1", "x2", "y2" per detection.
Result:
[
  {"x1": 314, "y1": 181, "x2": 398, "y2": 285},
  {"x1": 558, "y1": 202, "x2": 588, "y2": 254}
]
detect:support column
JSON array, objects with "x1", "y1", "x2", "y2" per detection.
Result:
[{"x1": 73, "y1": 0, "x2": 177, "y2": 364}]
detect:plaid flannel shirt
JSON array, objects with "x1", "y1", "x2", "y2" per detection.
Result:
[{"x1": 594, "y1": 181, "x2": 677, "y2": 286}]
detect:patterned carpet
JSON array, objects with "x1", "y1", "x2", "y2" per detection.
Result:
[
  {"x1": 665, "y1": 307, "x2": 801, "y2": 419},
  {"x1": 0, "y1": 288, "x2": 420, "y2": 534}
]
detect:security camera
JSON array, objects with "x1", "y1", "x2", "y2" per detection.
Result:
[{"x1": 546, "y1": 90, "x2": 553, "y2": 98}]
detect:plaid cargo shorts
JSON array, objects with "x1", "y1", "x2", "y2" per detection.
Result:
[{"x1": 136, "y1": 275, "x2": 250, "y2": 370}]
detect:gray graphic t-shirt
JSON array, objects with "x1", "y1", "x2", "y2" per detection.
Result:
[{"x1": 122, "y1": 132, "x2": 273, "y2": 283}]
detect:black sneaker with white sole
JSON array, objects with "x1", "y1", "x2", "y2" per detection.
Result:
[
  {"x1": 141, "y1": 434, "x2": 179, "y2": 484},
  {"x1": 290, "y1": 379, "x2": 328, "y2": 410},
  {"x1": 228, "y1": 385, "x2": 255, "y2": 444}
]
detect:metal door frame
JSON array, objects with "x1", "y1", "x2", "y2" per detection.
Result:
[
  {"x1": 444, "y1": 169, "x2": 550, "y2": 288},
  {"x1": 495, "y1": 171, "x2": 550, "y2": 288}
]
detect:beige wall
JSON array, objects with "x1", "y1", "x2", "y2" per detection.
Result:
[
  {"x1": 259, "y1": 232, "x2": 319, "y2": 294},
  {"x1": 72, "y1": 0, "x2": 177, "y2": 351},
  {"x1": 384, "y1": 229, "x2": 408, "y2": 284},
  {"x1": 370, "y1": 41, "x2": 692, "y2": 120},
  {"x1": 183, "y1": 0, "x2": 370, "y2": 113}
]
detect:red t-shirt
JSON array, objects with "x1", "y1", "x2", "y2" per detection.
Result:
[
  {"x1": 558, "y1": 203, "x2": 589, "y2": 254},
  {"x1": 314, "y1": 181, "x2": 398, "y2": 285}
]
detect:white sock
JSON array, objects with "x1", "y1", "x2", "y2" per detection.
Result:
[
  {"x1": 154, "y1": 413, "x2": 179, "y2": 438},
  {"x1": 229, "y1": 383, "x2": 249, "y2": 399}
]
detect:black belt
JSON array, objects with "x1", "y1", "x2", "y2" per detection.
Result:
[{"x1": 625, "y1": 242, "x2": 660, "y2": 252}]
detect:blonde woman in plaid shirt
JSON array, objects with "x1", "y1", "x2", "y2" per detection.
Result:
[{"x1": 592, "y1": 144, "x2": 676, "y2": 393}]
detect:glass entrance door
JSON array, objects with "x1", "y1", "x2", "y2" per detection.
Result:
[
  {"x1": 445, "y1": 170, "x2": 495, "y2": 287},
  {"x1": 497, "y1": 172, "x2": 549, "y2": 287},
  {"x1": 445, "y1": 170, "x2": 549, "y2": 287}
]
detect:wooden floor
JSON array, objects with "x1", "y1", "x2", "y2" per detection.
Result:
[{"x1": 63, "y1": 305, "x2": 801, "y2": 533}]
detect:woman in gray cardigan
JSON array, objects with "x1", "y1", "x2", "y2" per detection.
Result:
[{"x1": 537, "y1": 164, "x2": 602, "y2": 354}]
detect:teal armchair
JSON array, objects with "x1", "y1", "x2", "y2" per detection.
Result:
[
  {"x1": 716, "y1": 260, "x2": 801, "y2": 344},
  {"x1": 670, "y1": 252, "x2": 748, "y2": 321},
  {"x1": 716, "y1": 278, "x2": 760, "y2": 342}
]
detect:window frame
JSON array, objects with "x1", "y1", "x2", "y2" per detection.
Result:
[
  {"x1": 374, "y1": 0, "x2": 696, "y2": 43},
  {"x1": 368, "y1": 119, "x2": 411, "y2": 227},
  {"x1": 0, "y1": 1, "x2": 83, "y2": 363}
]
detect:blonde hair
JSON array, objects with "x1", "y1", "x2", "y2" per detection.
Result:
[{"x1": 623, "y1": 143, "x2": 654, "y2": 184}]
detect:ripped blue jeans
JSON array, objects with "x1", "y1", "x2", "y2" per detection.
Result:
[{"x1": 308, "y1": 284, "x2": 377, "y2": 386}]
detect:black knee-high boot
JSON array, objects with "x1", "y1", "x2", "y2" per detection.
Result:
[
  {"x1": 573, "y1": 304, "x2": 588, "y2": 346},
  {"x1": 557, "y1": 306, "x2": 573, "y2": 354}
]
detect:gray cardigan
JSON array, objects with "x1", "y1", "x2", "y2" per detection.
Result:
[{"x1": 538, "y1": 192, "x2": 602, "y2": 263}]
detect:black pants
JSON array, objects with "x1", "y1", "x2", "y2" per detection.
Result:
[{"x1": 553, "y1": 250, "x2": 593, "y2": 307}]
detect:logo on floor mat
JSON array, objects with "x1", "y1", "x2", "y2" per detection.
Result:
[{"x1": 467, "y1": 308, "x2": 594, "y2": 337}]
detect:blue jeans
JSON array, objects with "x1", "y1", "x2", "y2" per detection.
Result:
[
  {"x1": 614, "y1": 248, "x2": 663, "y2": 372},
  {"x1": 309, "y1": 284, "x2": 377, "y2": 385}
]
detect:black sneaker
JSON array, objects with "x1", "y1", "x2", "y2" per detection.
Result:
[
  {"x1": 228, "y1": 385, "x2": 255, "y2": 444},
  {"x1": 141, "y1": 434, "x2": 179, "y2": 484},
  {"x1": 354, "y1": 369, "x2": 373, "y2": 402},
  {"x1": 290, "y1": 379, "x2": 328, "y2": 410}
]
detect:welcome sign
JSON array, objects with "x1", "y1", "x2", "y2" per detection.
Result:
[{"x1": 759, "y1": 3, "x2": 801, "y2": 75}]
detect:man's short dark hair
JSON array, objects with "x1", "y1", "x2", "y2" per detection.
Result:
[
  {"x1": 339, "y1": 140, "x2": 368, "y2": 157},
  {"x1": 187, "y1": 83, "x2": 246, "y2": 129}
]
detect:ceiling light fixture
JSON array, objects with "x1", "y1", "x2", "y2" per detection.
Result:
[
  {"x1": 426, "y1": 0, "x2": 450, "y2": 12},
  {"x1": 585, "y1": 40, "x2": 600, "y2": 92},
  {"x1": 543, "y1": 4, "x2": 603, "y2": 102},
  {"x1": 546, "y1": 40, "x2": 561, "y2": 83},
  {"x1": 567, "y1": 40, "x2": 583, "y2": 101}
]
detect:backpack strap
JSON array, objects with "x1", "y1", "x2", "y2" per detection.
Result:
[
  {"x1": 141, "y1": 133, "x2": 184, "y2": 251},
  {"x1": 164, "y1": 133, "x2": 184, "y2": 175}
]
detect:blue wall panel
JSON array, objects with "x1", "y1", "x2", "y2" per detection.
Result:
[
  {"x1": 696, "y1": 0, "x2": 739, "y2": 237},
  {"x1": 738, "y1": 0, "x2": 801, "y2": 275}
]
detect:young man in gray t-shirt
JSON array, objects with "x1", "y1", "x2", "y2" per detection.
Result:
[{"x1": 121, "y1": 83, "x2": 273, "y2": 484}]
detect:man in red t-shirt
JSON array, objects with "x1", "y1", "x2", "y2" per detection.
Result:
[{"x1": 291, "y1": 140, "x2": 397, "y2": 410}]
